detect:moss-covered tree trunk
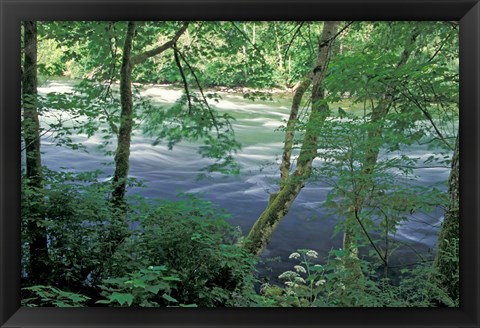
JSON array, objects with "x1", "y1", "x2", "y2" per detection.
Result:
[
  {"x1": 434, "y1": 133, "x2": 459, "y2": 302},
  {"x1": 97, "y1": 21, "x2": 190, "y2": 281},
  {"x1": 111, "y1": 21, "x2": 189, "y2": 209},
  {"x1": 279, "y1": 77, "x2": 311, "y2": 183},
  {"x1": 22, "y1": 20, "x2": 49, "y2": 282},
  {"x1": 111, "y1": 21, "x2": 136, "y2": 210},
  {"x1": 244, "y1": 21, "x2": 340, "y2": 255}
]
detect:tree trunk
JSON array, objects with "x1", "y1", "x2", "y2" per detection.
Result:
[
  {"x1": 280, "y1": 77, "x2": 311, "y2": 183},
  {"x1": 244, "y1": 21, "x2": 340, "y2": 255},
  {"x1": 111, "y1": 21, "x2": 189, "y2": 208},
  {"x1": 22, "y1": 20, "x2": 49, "y2": 283},
  {"x1": 111, "y1": 21, "x2": 136, "y2": 210},
  {"x1": 434, "y1": 133, "x2": 459, "y2": 302}
]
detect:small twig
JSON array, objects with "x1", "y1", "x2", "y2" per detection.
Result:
[
  {"x1": 353, "y1": 208, "x2": 388, "y2": 267},
  {"x1": 400, "y1": 85, "x2": 453, "y2": 151},
  {"x1": 173, "y1": 45, "x2": 192, "y2": 114},
  {"x1": 173, "y1": 46, "x2": 220, "y2": 135},
  {"x1": 428, "y1": 25, "x2": 457, "y2": 63},
  {"x1": 229, "y1": 22, "x2": 263, "y2": 55},
  {"x1": 283, "y1": 22, "x2": 304, "y2": 59},
  {"x1": 317, "y1": 21, "x2": 354, "y2": 49}
]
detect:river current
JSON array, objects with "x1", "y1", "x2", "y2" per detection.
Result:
[{"x1": 35, "y1": 81, "x2": 450, "y2": 280}]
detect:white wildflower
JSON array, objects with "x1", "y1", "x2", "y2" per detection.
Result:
[
  {"x1": 306, "y1": 250, "x2": 319, "y2": 258},
  {"x1": 278, "y1": 271, "x2": 299, "y2": 280},
  {"x1": 285, "y1": 281, "x2": 299, "y2": 288},
  {"x1": 294, "y1": 265, "x2": 307, "y2": 274},
  {"x1": 289, "y1": 252, "x2": 301, "y2": 259},
  {"x1": 338, "y1": 283, "x2": 346, "y2": 290},
  {"x1": 294, "y1": 277, "x2": 306, "y2": 284},
  {"x1": 315, "y1": 279, "x2": 326, "y2": 286},
  {"x1": 286, "y1": 289, "x2": 296, "y2": 296}
]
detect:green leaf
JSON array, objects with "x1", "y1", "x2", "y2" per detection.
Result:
[
  {"x1": 145, "y1": 285, "x2": 161, "y2": 295},
  {"x1": 162, "y1": 294, "x2": 178, "y2": 303},
  {"x1": 162, "y1": 276, "x2": 181, "y2": 282},
  {"x1": 110, "y1": 292, "x2": 134, "y2": 306}
]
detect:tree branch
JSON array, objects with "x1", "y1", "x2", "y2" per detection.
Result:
[
  {"x1": 283, "y1": 22, "x2": 304, "y2": 59},
  {"x1": 400, "y1": 85, "x2": 454, "y2": 151},
  {"x1": 173, "y1": 46, "x2": 220, "y2": 135},
  {"x1": 173, "y1": 45, "x2": 192, "y2": 114},
  {"x1": 130, "y1": 22, "x2": 189, "y2": 66},
  {"x1": 353, "y1": 208, "x2": 388, "y2": 267},
  {"x1": 229, "y1": 22, "x2": 263, "y2": 55}
]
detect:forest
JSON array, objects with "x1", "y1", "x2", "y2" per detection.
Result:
[{"x1": 21, "y1": 21, "x2": 459, "y2": 307}]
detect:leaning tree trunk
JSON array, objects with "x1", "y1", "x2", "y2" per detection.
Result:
[
  {"x1": 244, "y1": 21, "x2": 340, "y2": 255},
  {"x1": 433, "y1": 133, "x2": 459, "y2": 302},
  {"x1": 266, "y1": 76, "x2": 311, "y2": 206},
  {"x1": 22, "y1": 20, "x2": 49, "y2": 283},
  {"x1": 279, "y1": 77, "x2": 311, "y2": 183}
]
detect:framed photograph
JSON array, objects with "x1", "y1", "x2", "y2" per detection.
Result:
[{"x1": 1, "y1": 0, "x2": 479, "y2": 327}]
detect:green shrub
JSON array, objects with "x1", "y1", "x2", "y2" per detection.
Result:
[
  {"x1": 124, "y1": 195, "x2": 257, "y2": 306},
  {"x1": 21, "y1": 169, "x2": 114, "y2": 289},
  {"x1": 97, "y1": 265, "x2": 186, "y2": 307}
]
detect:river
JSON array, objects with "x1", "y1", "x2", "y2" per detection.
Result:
[{"x1": 36, "y1": 80, "x2": 450, "y2": 281}]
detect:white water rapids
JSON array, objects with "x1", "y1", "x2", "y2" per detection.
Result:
[{"x1": 34, "y1": 81, "x2": 450, "y2": 279}]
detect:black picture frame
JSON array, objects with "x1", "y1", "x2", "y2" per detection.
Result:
[{"x1": 1, "y1": 0, "x2": 479, "y2": 327}]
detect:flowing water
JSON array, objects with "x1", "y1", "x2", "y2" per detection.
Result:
[{"x1": 35, "y1": 81, "x2": 450, "y2": 281}]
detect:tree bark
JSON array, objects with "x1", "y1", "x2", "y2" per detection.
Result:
[
  {"x1": 22, "y1": 20, "x2": 49, "y2": 283},
  {"x1": 111, "y1": 22, "x2": 189, "y2": 208},
  {"x1": 111, "y1": 21, "x2": 136, "y2": 209},
  {"x1": 244, "y1": 21, "x2": 340, "y2": 255},
  {"x1": 434, "y1": 133, "x2": 459, "y2": 302},
  {"x1": 280, "y1": 77, "x2": 311, "y2": 183}
]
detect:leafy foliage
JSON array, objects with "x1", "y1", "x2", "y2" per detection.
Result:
[
  {"x1": 123, "y1": 196, "x2": 257, "y2": 306},
  {"x1": 97, "y1": 266, "x2": 182, "y2": 307},
  {"x1": 257, "y1": 248, "x2": 456, "y2": 307},
  {"x1": 21, "y1": 21, "x2": 459, "y2": 308},
  {"x1": 22, "y1": 285, "x2": 90, "y2": 307}
]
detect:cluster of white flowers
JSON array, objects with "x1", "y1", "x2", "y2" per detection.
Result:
[
  {"x1": 285, "y1": 289, "x2": 296, "y2": 296},
  {"x1": 305, "y1": 250, "x2": 318, "y2": 258},
  {"x1": 294, "y1": 265, "x2": 307, "y2": 274},
  {"x1": 338, "y1": 283, "x2": 346, "y2": 290},
  {"x1": 294, "y1": 276, "x2": 306, "y2": 284},
  {"x1": 315, "y1": 279, "x2": 326, "y2": 286},
  {"x1": 288, "y1": 252, "x2": 301, "y2": 259},
  {"x1": 285, "y1": 281, "x2": 299, "y2": 288},
  {"x1": 278, "y1": 270, "x2": 299, "y2": 280}
]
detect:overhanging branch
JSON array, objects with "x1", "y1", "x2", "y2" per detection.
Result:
[{"x1": 130, "y1": 22, "x2": 189, "y2": 66}]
